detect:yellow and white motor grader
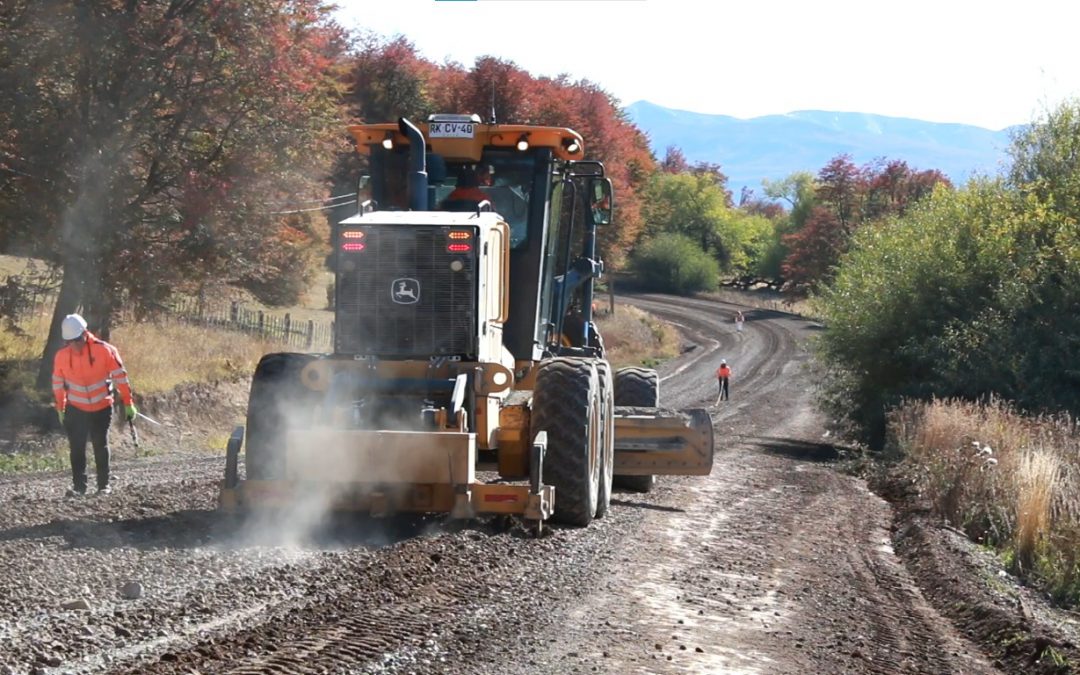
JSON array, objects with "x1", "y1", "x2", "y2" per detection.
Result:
[{"x1": 219, "y1": 114, "x2": 713, "y2": 529}]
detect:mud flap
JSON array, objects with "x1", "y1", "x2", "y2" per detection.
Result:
[{"x1": 612, "y1": 407, "x2": 714, "y2": 476}]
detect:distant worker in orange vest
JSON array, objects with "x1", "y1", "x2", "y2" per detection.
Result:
[
  {"x1": 52, "y1": 313, "x2": 138, "y2": 496},
  {"x1": 715, "y1": 359, "x2": 732, "y2": 403}
]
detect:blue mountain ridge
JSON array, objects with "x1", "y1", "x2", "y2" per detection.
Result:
[{"x1": 624, "y1": 100, "x2": 1019, "y2": 201}]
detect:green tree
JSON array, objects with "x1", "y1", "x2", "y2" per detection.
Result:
[
  {"x1": 815, "y1": 100, "x2": 1080, "y2": 446},
  {"x1": 631, "y1": 234, "x2": 719, "y2": 294},
  {"x1": 643, "y1": 172, "x2": 728, "y2": 253}
]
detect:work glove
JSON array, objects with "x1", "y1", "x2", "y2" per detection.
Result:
[
  {"x1": 56, "y1": 408, "x2": 65, "y2": 426},
  {"x1": 125, "y1": 403, "x2": 138, "y2": 421}
]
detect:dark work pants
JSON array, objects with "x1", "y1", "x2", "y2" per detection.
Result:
[
  {"x1": 65, "y1": 407, "x2": 112, "y2": 492},
  {"x1": 717, "y1": 377, "x2": 729, "y2": 401}
]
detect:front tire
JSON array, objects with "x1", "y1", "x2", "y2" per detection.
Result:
[
  {"x1": 532, "y1": 358, "x2": 601, "y2": 526},
  {"x1": 244, "y1": 353, "x2": 318, "y2": 480}
]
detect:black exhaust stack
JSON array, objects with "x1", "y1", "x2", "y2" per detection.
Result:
[{"x1": 398, "y1": 117, "x2": 428, "y2": 210}]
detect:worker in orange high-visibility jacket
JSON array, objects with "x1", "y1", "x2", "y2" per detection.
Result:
[
  {"x1": 52, "y1": 313, "x2": 138, "y2": 497},
  {"x1": 715, "y1": 359, "x2": 732, "y2": 404}
]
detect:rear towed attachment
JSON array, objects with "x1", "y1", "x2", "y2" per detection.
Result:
[{"x1": 220, "y1": 426, "x2": 554, "y2": 534}]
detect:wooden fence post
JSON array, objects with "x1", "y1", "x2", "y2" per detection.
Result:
[{"x1": 306, "y1": 320, "x2": 315, "y2": 349}]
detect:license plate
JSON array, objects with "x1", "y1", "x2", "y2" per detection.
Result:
[{"x1": 429, "y1": 122, "x2": 475, "y2": 138}]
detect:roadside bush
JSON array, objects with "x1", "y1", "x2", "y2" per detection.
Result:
[
  {"x1": 816, "y1": 177, "x2": 1080, "y2": 446},
  {"x1": 814, "y1": 102, "x2": 1080, "y2": 447},
  {"x1": 890, "y1": 397, "x2": 1080, "y2": 605},
  {"x1": 631, "y1": 234, "x2": 719, "y2": 295}
]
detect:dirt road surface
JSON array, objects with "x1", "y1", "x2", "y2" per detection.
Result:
[{"x1": 0, "y1": 294, "x2": 1028, "y2": 674}]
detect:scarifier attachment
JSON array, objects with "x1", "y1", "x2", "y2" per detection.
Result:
[{"x1": 218, "y1": 426, "x2": 555, "y2": 520}]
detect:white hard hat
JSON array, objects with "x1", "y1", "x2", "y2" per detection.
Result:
[
  {"x1": 720, "y1": 358, "x2": 727, "y2": 365},
  {"x1": 61, "y1": 314, "x2": 88, "y2": 340}
]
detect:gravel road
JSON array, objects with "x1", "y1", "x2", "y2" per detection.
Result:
[{"x1": 0, "y1": 294, "x2": 1003, "y2": 674}]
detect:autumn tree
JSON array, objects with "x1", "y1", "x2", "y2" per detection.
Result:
[
  {"x1": 0, "y1": 1, "x2": 346, "y2": 388},
  {"x1": 343, "y1": 34, "x2": 432, "y2": 123},
  {"x1": 780, "y1": 156, "x2": 950, "y2": 293},
  {"x1": 660, "y1": 146, "x2": 690, "y2": 174}
]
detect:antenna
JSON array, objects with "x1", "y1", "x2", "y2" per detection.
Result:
[{"x1": 489, "y1": 79, "x2": 497, "y2": 124}]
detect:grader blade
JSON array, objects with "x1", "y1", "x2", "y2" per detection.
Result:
[{"x1": 612, "y1": 407, "x2": 714, "y2": 476}]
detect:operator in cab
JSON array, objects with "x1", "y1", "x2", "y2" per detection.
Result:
[{"x1": 442, "y1": 165, "x2": 491, "y2": 205}]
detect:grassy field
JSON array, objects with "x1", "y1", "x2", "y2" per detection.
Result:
[{"x1": 888, "y1": 397, "x2": 1080, "y2": 605}]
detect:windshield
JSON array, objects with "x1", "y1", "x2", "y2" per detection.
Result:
[
  {"x1": 435, "y1": 150, "x2": 536, "y2": 249},
  {"x1": 368, "y1": 147, "x2": 538, "y2": 249}
]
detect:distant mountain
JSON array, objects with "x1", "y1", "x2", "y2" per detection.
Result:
[{"x1": 624, "y1": 101, "x2": 1017, "y2": 200}]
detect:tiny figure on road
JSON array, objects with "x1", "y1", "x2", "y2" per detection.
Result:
[
  {"x1": 735, "y1": 311, "x2": 745, "y2": 333},
  {"x1": 715, "y1": 359, "x2": 732, "y2": 403},
  {"x1": 52, "y1": 313, "x2": 138, "y2": 497}
]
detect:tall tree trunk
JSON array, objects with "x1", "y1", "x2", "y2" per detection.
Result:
[{"x1": 36, "y1": 263, "x2": 84, "y2": 392}]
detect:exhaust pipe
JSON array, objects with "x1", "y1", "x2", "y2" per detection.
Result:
[{"x1": 398, "y1": 117, "x2": 428, "y2": 210}]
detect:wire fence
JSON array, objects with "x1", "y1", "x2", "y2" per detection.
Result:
[{"x1": 167, "y1": 296, "x2": 333, "y2": 351}]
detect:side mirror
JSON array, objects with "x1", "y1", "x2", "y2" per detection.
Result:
[{"x1": 588, "y1": 178, "x2": 613, "y2": 226}]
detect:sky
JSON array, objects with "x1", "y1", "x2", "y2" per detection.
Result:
[{"x1": 334, "y1": 0, "x2": 1079, "y2": 131}]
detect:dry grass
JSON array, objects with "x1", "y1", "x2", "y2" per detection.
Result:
[
  {"x1": 0, "y1": 253, "x2": 37, "y2": 280},
  {"x1": 890, "y1": 397, "x2": 1080, "y2": 602},
  {"x1": 1015, "y1": 449, "x2": 1060, "y2": 572},
  {"x1": 2, "y1": 311, "x2": 288, "y2": 398},
  {"x1": 112, "y1": 321, "x2": 278, "y2": 394},
  {"x1": 595, "y1": 304, "x2": 680, "y2": 370}
]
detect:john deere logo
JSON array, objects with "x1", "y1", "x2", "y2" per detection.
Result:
[{"x1": 391, "y1": 278, "x2": 420, "y2": 304}]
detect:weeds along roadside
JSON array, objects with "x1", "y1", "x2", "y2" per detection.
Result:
[
  {"x1": 593, "y1": 304, "x2": 680, "y2": 370},
  {"x1": 887, "y1": 397, "x2": 1080, "y2": 606}
]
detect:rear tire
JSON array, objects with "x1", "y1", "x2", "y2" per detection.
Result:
[
  {"x1": 245, "y1": 353, "x2": 318, "y2": 480},
  {"x1": 613, "y1": 367, "x2": 659, "y2": 493},
  {"x1": 532, "y1": 357, "x2": 601, "y2": 526},
  {"x1": 594, "y1": 360, "x2": 615, "y2": 518}
]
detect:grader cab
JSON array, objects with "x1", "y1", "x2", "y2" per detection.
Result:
[{"x1": 219, "y1": 114, "x2": 713, "y2": 528}]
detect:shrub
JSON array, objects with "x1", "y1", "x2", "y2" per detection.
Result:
[{"x1": 631, "y1": 234, "x2": 719, "y2": 295}]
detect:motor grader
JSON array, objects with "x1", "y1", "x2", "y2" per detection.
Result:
[{"x1": 219, "y1": 114, "x2": 713, "y2": 528}]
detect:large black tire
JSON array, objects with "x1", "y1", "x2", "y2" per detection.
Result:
[
  {"x1": 594, "y1": 360, "x2": 615, "y2": 518},
  {"x1": 532, "y1": 357, "x2": 601, "y2": 526},
  {"x1": 613, "y1": 367, "x2": 659, "y2": 493},
  {"x1": 244, "y1": 353, "x2": 318, "y2": 480}
]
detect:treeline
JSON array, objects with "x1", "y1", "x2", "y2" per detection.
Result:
[{"x1": 631, "y1": 148, "x2": 950, "y2": 294}]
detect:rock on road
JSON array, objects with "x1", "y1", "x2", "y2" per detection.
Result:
[{"x1": 0, "y1": 294, "x2": 997, "y2": 674}]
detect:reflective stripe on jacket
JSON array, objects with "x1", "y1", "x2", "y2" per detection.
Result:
[
  {"x1": 717, "y1": 365, "x2": 732, "y2": 379},
  {"x1": 52, "y1": 332, "x2": 133, "y2": 412}
]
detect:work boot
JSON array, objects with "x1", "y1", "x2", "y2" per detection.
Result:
[
  {"x1": 96, "y1": 485, "x2": 112, "y2": 496},
  {"x1": 65, "y1": 487, "x2": 85, "y2": 498}
]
